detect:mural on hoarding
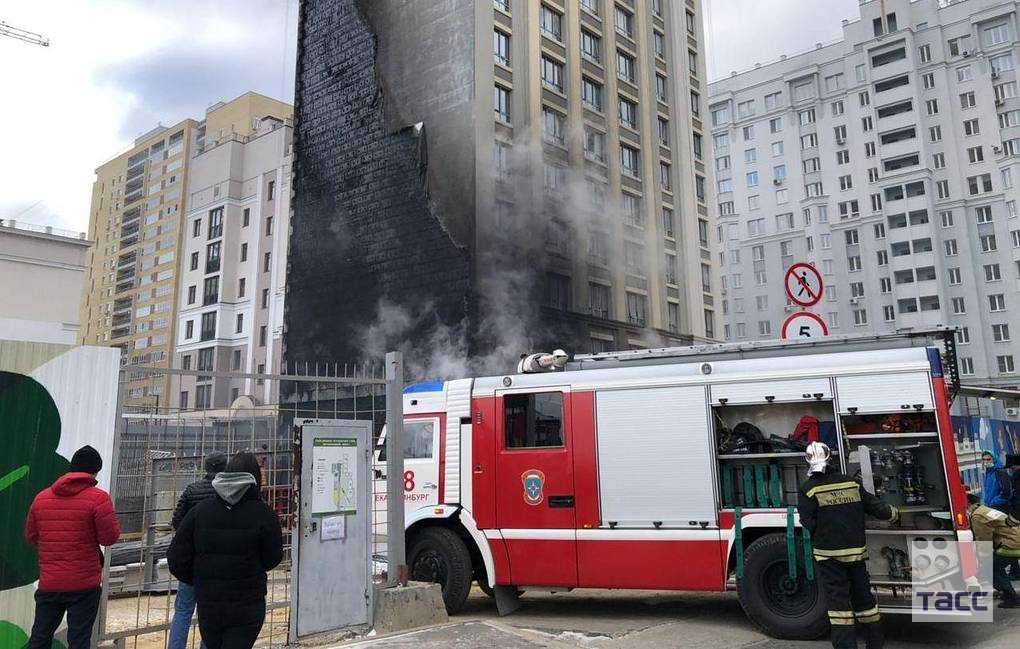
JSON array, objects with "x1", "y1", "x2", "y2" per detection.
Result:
[
  {"x1": 0, "y1": 342, "x2": 119, "y2": 649},
  {"x1": 952, "y1": 414, "x2": 1020, "y2": 494}
]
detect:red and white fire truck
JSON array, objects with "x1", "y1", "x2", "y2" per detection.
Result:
[{"x1": 376, "y1": 331, "x2": 973, "y2": 639}]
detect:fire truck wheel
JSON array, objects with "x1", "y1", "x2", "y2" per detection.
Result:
[
  {"x1": 408, "y1": 527, "x2": 473, "y2": 613},
  {"x1": 477, "y1": 579, "x2": 494, "y2": 598},
  {"x1": 737, "y1": 533, "x2": 828, "y2": 640}
]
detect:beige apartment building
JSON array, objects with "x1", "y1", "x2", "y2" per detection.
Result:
[{"x1": 80, "y1": 92, "x2": 292, "y2": 409}]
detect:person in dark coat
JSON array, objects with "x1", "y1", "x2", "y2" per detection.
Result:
[
  {"x1": 168, "y1": 451, "x2": 227, "y2": 649},
  {"x1": 24, "y1": 445, "x2": 120, "y2": 649},
  {"x1": 167, "y1": 452, "x2": 283, "y2": 649}
]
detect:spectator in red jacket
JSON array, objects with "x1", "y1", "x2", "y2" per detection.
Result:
[{"x1": 24, "y1": 445, "x2": 120, "y2": 649}]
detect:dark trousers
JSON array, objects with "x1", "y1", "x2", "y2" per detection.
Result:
[
  {"x1": 817, "y1": 560, "x2": 883, "y2": 649},
  {"x1": 197, "y1": 602, "x2": 265, "y2": 649},
  {"x1": 28, "y1": 588, "x2": 101, "y2": 649},
  {"x1": 993, "y1": 555, "x2": 1020, "y2": 600}
]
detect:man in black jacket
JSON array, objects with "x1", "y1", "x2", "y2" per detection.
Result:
[
  {"x1": 798, "y1": 442, "x2": 898, "y2": 649},
  {"x1": 168, "y1": 451, "x2": 226, "y2": 649},
  {"x1": 168, "y1": 452, "x2": 283, "y2": 649}
]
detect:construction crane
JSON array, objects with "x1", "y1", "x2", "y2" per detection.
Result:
[{"x1": 0, "y1": 21, "x2": 50, "y2": 47}]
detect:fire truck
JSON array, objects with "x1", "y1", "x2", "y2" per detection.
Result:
[{"x1": 375, "y1": 331, "x2": 973, "y2": 639}]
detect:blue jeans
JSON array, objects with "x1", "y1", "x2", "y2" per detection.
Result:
[{"x1": 169, "y1": 582, "x2": 206, "y2": 649}]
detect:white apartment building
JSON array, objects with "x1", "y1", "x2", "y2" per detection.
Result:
[
  {"x1": 709, "y1": 0, "x2": 1020, "y2": 387},
  {"x1": 173, "y1": 115, "x2": 292, "y2": 410}
]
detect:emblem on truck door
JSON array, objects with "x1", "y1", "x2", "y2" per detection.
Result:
[{"x1": 522, "y1": 469, "x2": 546, "y2": 506}]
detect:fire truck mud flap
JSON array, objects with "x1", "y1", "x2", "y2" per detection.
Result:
[{"x1": 737, "y1": 533, "x2": 828, "y2": 640}]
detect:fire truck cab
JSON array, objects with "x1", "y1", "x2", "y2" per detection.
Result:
[{"x1": 376, "y1": 332, "x2": 972, "y2": 640}]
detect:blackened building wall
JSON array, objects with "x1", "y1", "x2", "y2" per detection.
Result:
[{"x1": 288, "y1": 0, "x2": 716, "y2": 376}]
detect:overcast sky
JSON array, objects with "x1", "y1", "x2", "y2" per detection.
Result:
[{"x1": 0, "y1": 0, "x2": 860, "y2": 233}]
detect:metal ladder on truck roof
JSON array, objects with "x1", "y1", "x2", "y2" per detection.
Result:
[{"x1": 568, "y1": 329, "x2": 959, "y2": 395}]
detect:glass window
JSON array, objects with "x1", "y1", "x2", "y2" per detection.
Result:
[
  {"x1": 581, "y1": 30, "x2": 600, "y2": 62},
  {"x1": 540, "y1": 5, "x2": 563, "y2": 40},
  {"x1": 494, "y1": 30, "x2": 511, "y2": 65}
]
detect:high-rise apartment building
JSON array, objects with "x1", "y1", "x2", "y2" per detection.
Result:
[
  {"x1": 173, "y1": 111, "x2": 293, "y2": 410},
  {"x1": 81, "y1": 92, "x2": 292, "y2": 408},
  {"x1": 709, "y1": 0, "x2": 1020, "y2": 387},
  {"x1": 288, "y1": 0, "x2": 714, "y2": 372}
]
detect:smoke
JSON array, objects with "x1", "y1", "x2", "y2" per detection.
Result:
[{"x1": 358, "y1": 119, "x2": 667, "y2": 381}]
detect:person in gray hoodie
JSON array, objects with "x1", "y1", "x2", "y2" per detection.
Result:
[{"x1": 167, "y1": 452, "x2": 283, "y2": 649}]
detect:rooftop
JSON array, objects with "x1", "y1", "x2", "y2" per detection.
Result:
[{"x1": 0, "y1": 219, "x2": 88, "y2": 243}]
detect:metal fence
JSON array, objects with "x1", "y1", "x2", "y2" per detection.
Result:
[{"x1": 99, "y1": 363, "x2": 390, "y2": 649}]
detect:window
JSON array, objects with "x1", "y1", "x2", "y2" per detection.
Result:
[
  {"x1": 770, "y1": 117, "x2": 783, "y2": 134},
  {"x1": 969, "y1": 174, "x2": 993, "y2": 195},
  {"x1": 541, "y1": 57, "x2": 564, "y2": 92},
  {"x1": 205, "y1": 242, "x2": 221, "y2": 273},
  {"x1": 584, "y1": 128, "x2": 606, "y2": 163},
  {"x1": 952, "y1": 297, "x2": 966, "y2": 315},
  {"x1": 758, "y1": 320, "x2": 772, "y2": 336},
  {"x1": 589, "y1": 283, "x2": 610, "y2": 318},
  {"x1": 756, "y1": 294, "x2": 769, "y2": 312},
  {"x1": 945, "y1": 239, "x2": 958, "y2": 256},
  {"x1": 848, "y1": 255, "x2": 862, "y2": 272},
  {"x1": 865, "y1": 142, "x2": 876, "y2": 157},
  {"x1": 799, "y1": 108, "x2": 816, "y2": 125},
  {"x1": 237, "y1": 277, "x2": 246, "y2": 299},
  {"x1": 964, "y1": 119, "x2": 980, "y2": 136},
  {"x1": 690, "y1": 91, "x2": 701, "y2": 117},
  {"x1": 985, "y1": 263, "x2": 1002, "y2": 281},
  {"x1": 880, "y1": 277, "x2": 892, "y2": 293},
  {"x1": 871, "y1": 193, "x2": 883, "y2": 212},
  {"x1": 717, "y1": 178, "x2": 733, "y2": 194},
  {"x1": 856, "y1": 64, "x2": 867, "y2": 82},
  {"x1": 626, "y1": 292, "x2": 647, "y2": 326},
  {"x1": 774, "y1": 164, "x2": 787, "y2": 181},
  {"x1": 948, "y1": 267, "x2": 962, "y2": 285},
  {"x1": 618, "y1": 97, "x2": 637, "y2": 129},
  {"x1": 993, "y1": 324, "x2": 1011, "y2": 342},
  {"x1": 202, "y1": 276, "x2": 218, "y2": 305},
  {"x1": 984, "y1": 23, "x2": 1010, "y2": 47},
  {"x1": 656, "y1": 74, "x2": 668, "y2": 102},
  {"x1": 961, "y1": 358, "x2": 975, "y2": 375},
  {"x1": 190, "y1": 251, "x2": 199, "y2": 271},
  {"x1": 688, "y1": 49, "x2": 698, "y2": 74},
  {"x1": 776, "y1": 189, "x2": 788, "y2": 204},
  {"x1": 806, "y1": 182, "x2": 824, "y2": 197},
  {"x1": 1000, "y1": 111, "x2": 1020, "y2": 129},
  {"x1": 793, "y1": 79, "x2": 815, "y2": 102},
  {"x1": 185, "y1": 320, "x2": 194, "y2": 339},
  {"x1": 977, "y1": 205, "x2": 993, "y2": 224},
  {"x1": 620, "y1": 145, "x2": 639, "y2": 177},
  {"x1": 495, "y1": 0, "x2": 510, "y2": 11},
  {"x1": 743, "y1": 125, "x2": 755, "y2": 141},
  {"x1": 187, "y1": 285, "x2": 196, "y2": 305},
  {"x1": 747, "y1": 218, "x2": 764, "y2": 236},
  {"x1": 617, "y1": 51, "x2": 636, "y2": 83},
  {"x1": 803, "y1": 157, "x2": 821, "y2": 173},
  {"x1": 868, "y1": 167, "x2": 879, "y2": 182},
  {"x1": 961, "y1": 92, "x2": 976, "y2": 110},
  {"x1": 845, "y1": 229, "x2": 859, "y2": 246},
  {"x1": 860, "y1": 91, "x2": 871, "y2": 107},
  {"x1": 748, "y1": 195, "x2": 760, "y2": 210},
  {"x1": 957, "y1": 66, "x2": 973, "y2": 83},
  {"x1": 711, "y1": 105, "x2": 731, "y2": 127},
  {"x1": 839, "y1": 175, "x2": 853, "y2": 191},
  {"x1": 801, "y1": 133, "x2": 818, "y2": 149},
  {"x1": 504, "y1": 392, "x2": 566, "y2": 449},
  {"x1": 980, "y1": 233, "x2": 998, "y2": 252},
  {"x1": 200, "y1": 312, "x2": 216, "y2": 341},
  {"x1": 267, "y1": 180, "x2": 276, "y2": 201},
  {"x1": 874, "y1": 223, "x2": 886, "y2": 239},
  {"x1": 933, "y1": 153, "x2": 945, "y2": 169},
  {"x1": 658, "y1": 118, "x2": 670, "y2": 146},
  {"x1": 264, "y1": 251, "x2": 272, "y2": 272},
  {"x1": 999, "y1": 356, "x2": 1016, "y2": 374},
  {"x1": 853, "y1": 309, "x2": 868, "y2": 326},
  {"x1": 1006, "y1": 168, "x2": 1016, "y2": 191},
  {"x1": 824, "y1": 73, "x2": 844, "y2": 93},
  {"x1": 262, "y1": 288, "x2": 270, "y2": 309},
  {"x1": 192, "y1": 219, "x2": 201, "y2": 238},
  {"x1": 578, "y1": 79, "x2": 604, "y2": 113},
  {"x1": 821, "y1": 233, "x2": 832, "y2": 249},
  {"x1": 925, "y1": 99, "x2": 939, "y2": 115},
  {"x1": 883, "y1": 305, "x2": 895, "y2": 322},
  {"x1": 919, "y1": 44, "x2": 932, "y2": 63},
  {"x1": 494, "y1": 30, "x2": 511, "y2": 65},
  {"x1": 991, "y1": 54, "x2": 1015, "y2": 74},
  {"x1": 540, "y1": 5, "x2": 562, "y2": 40},
  {"x1": 765, "y1": 92, "x2": 782, "y2": 110},
  {"x1": 839, "y1": 200, "x2": 860, "y2": 219},
  {"x1": 990, "y1": 294, "x2": 1006, "y2": 312},
  {"x1": 614, "y1": 6, "x2": 633, "y2": 37},
  {"x1": 653, "y1": 31, "x2": 666, "y2": 58},
  {"x1": 495, "y1": 85, "x2": 511, "y2": 122},
  {"x1": 936, "y1": 180, "x2": 950, "y2": 199},
  {"x1": 922, "y1": 72, "x2": 935, "y2": 89},
  {"x1": 877, "y1": 250, "x2": 889, "y2": 265},
  {"x1": 862, "y1": 116, "x2": 873, "y2": 132},
  {"x1": 746, "y1": 171, "x2": 759, "y2": 187},
  {"x1": 1010, "y1": 201, "x2": 1019, "y2": 219},
  {"x1": 581, "y1": 29, "x2": 600, "y2": 62},
  {"x1": 659, "y1": 163, "x2": 672, "y2": 191},
  {"x1": 543, "y1": 108, "x2": 565, "y2": 144},
  {"x1": 850, "y1": 282, "x2": 864, "y2": 298},
  {"x1": 929, "y1": 125, "x2": 942, "y2": 142},
  {"x1": 265, "y1": 216, "x2": 274, "y2": 237},
  {"x1": 744, "y1": 148, "x2": 757, "y2": 164},
  {"x1": 780, "y1": 240, "x2": 793, "y2": 257},
  {"x1": 837, "y1": 150, "x2": 850, "y2": 165},
  {"x1": 580, "y1": 0, "x2": 597, "y2": 14}
]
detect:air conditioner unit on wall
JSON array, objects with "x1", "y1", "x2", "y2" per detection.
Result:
[
  {"x1": 1006, "y1": 407, "x2": 1019, "y2": 417},
  {"x1": 992, "y1": 70, "x2": 1000, "y2": 79},
  {"x1": 962, "y1": 50, "x2": 972, "y2": 57},
  {"x1": 773, "y1": 178, "x2": 783, "y2": 186}
]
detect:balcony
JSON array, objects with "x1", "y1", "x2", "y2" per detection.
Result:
[
  {"x1": 111, "y1": 325, "x2": 131, "y2": 340},
  {"x1": 111, "y1": 313, "x2": 132, "y2": 328},
  {"x1": 113, "y1": 298, "x2": 133, "y2": 314},
  {"x1": 115, "y1": 279, "x2": 135, "y2": 295}
]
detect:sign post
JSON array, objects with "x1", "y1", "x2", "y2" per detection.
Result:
[{"x1": 782, "y1": 263, "x2": 828, "y2": 340}]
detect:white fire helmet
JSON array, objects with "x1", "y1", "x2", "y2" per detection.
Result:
[{"x1": 805, "y1": 441, "x2": 831, "y2": 475}]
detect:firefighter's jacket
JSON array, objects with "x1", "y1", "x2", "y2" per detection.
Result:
[
  {"x1": 798, "y1": 468, "x2": 898, "y2": 563},
  {"x1": 968, "y1": 504, "x2": 1020, "y2": 558}
]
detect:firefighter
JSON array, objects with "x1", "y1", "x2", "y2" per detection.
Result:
[
  {"x1": 966, "y1": 492, "x2": 1020, "y2": 608},
  {"x1": 798, "y1": 442, "x2": 898, "y2": 649}
]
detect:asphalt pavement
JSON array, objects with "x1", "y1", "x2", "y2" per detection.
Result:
[{"x1": 336, "y1": 588, "x2": 1020, "y2": 648}]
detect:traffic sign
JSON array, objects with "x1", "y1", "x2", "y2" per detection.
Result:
[
  {"x1": 784, "y1": 263, "x2": 824, "y2": 307},
  {"x1": 781, "y1": 312, "x2": 830, "y2": 340}
]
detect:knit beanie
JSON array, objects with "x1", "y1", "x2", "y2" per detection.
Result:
[
  {"x1": 204, "y1": 451, "x2": 228, "y2": 475},
  {"x1": 70, "y1": 445, "x2": 103, "y2": 474}
]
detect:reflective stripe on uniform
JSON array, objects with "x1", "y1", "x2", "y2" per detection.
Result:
[
  {"x1": 828, "y1": 610, "x2": 856, "y2": 625},
  {"x1": 888, "y1": 505, "x2": 900, "y2": 524},
  {"x1": 855, "y1": 606, "x2": 881, "y2": 624},
  {"x1": 806, "y1": 481, "x2": 860, "y2": 498},
  {"x1": 814, "y1": 546, "x2": 867, "y2": 559}
]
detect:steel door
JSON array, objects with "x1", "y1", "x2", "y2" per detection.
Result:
[{"x1": 494, "y1": 389, "x2": 577, "y2": 587}]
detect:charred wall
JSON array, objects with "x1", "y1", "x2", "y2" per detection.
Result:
[{"x1": 285, "y1": 0, "x2": 473, "y2": 367}]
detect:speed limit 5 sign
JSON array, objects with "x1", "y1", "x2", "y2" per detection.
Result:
[{"x1": 780, "y1": 312, "x2": 829, "y2": 340}]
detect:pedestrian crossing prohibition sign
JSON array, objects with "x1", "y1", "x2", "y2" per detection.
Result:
[{"x1": 784, "y1": 262, "x2": 824, "y2": 308}]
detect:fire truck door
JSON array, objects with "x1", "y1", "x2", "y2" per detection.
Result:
[{"x1": 494, "y1": 389, "x2": 577, "y2": 587}]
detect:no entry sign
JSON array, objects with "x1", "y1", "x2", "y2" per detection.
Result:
[
  {"x1": 785, "y1": 263, "x2": 824, "y2": 307},
  {"x1": 781, "y1": 312, "x2": 829, "y2": 340}
]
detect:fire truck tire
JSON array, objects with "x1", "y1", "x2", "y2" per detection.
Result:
[
  {"x1": 477, "y1": 579, "x2": 494, "y2": 598},
  {"x1": 408, "y1": 527, "x2": 473, "y2": 613},
  {"x1": 737, "y1": 533, "x2": 828, "y2": 640}
]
